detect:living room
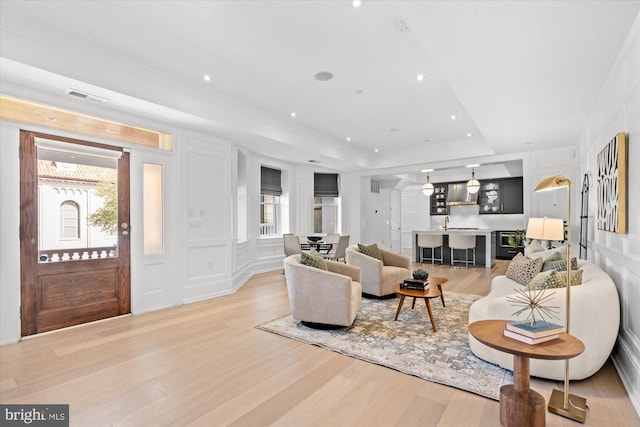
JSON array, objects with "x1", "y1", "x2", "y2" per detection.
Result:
[{"x1": 1, "y1": 1, "x2": 639, "y2": 425}]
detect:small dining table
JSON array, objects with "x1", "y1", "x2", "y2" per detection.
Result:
[{"x1": 300, "y1": 241, "x2": 333, "y2": 254}]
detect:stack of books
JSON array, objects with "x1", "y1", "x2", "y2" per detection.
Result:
[
  {"x1": 400, "y1": 279, "x2": 428, "y2": 291},
  {"x1": 503, "y1": 320, "x2": 565, "y2": 345}
]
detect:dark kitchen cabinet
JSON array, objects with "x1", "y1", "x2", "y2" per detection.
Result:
[
  {"x1": 501, "y1": 177, "x2": 524, "y2": 214},
  {"x1": 430, "y1": 183, "x2": 448, "y2": 215},
  {"x1": 478, "y1": 177, "x2": 523, "y2": 214}
]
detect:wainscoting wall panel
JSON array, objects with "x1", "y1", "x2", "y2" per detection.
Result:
[
  {"x1": 182, "y1": 133, "x2": 233, "y2": 303},
  {"x1": 578, "y1": 13, "x2": 640, "y2": 414}
]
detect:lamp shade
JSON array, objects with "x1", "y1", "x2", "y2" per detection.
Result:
[
  {"x1": 534, "y1": 175, "x2": 572, "y2": 192},
  {"x1": 526, "y1": 217, "x2": 564, "y2": 241}
]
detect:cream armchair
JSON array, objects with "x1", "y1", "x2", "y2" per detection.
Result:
[
  {"x1": 283, "y1": 255, "x2": 362, "y2": 328},
  {"x1": 345, "y1": 246, "x2": 411, "y2": 298}
]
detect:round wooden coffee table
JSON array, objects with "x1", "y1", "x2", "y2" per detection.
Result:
[
  {"x1": 393, "y1": 282, "x2": 442, "y2": 332},
  {"x1": 469, "y1": 320, "x2": 584, "y2": 427}
]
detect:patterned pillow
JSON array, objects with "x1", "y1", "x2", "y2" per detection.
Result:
[
  {"x1": 528, "y1": 270, "x2": 557, "y2": 290},
  {"x1": 542, "y1": 252, "x2": 563, "y2": 264},
  {"x1": 358, "y1": 243, "x2": 383, "y2": 261},
  {"x1": 528, "y1": 269, "x2": 583, "y2": 289},
  {"x1": 301, "y1": 248, "x2": 328, "y2": 270},
  {"x1": 561, "y1": 269, "x2": 584, "y2": 286},
  {"x1": 505, "y1": 252, "x2": 543, "y2": 286},
  {"x1": 542, "y1": 257, "x2": 579, "y2": 272}
]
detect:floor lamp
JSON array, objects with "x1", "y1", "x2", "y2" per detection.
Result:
[{"x1": 532, "y1": 175, "x2": 588, "y2": 423}]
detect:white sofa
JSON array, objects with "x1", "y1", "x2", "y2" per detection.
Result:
[{"x1": 468, "y1": 259, "x2": 620, "y2": 380}]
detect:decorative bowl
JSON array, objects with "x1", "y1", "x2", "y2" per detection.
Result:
[
  {"x1": 412, "y1": 269, "x2": 429, "y2": 280},
  {"x1": 307, "y1": 236, "x2": 323, "y2": 242}
]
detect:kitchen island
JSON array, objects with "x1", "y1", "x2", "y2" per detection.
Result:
[{"x1": 412, "y1": 229, "x2": 496, "y2": 268}]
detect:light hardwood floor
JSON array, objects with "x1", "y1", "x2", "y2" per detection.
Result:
[{"x1": 1, "y1": 260, "x2": 638, "y2": 426}]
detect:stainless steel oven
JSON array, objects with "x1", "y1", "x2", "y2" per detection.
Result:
[
  {"x1": 499, "y1": 231, "x2": 516, "y2": 247},
  {"x1": 497, "y1": 231, "x2": 524, "y2": 259}
]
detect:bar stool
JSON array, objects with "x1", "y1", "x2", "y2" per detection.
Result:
[
  {"x1": 449, "y1": 234, "x2": 476, "y2": 267},
  {"x1": 417, "y1": 234, "x2": 444, "y2": 264}
]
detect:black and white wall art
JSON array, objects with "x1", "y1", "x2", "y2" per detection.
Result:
[{"x1": 597, "y1": 132, "x2": 627, "y2": 233}]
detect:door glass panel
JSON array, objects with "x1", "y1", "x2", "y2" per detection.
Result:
[
  {"x1": 143, "y1": 163, "x2": 163, "y2": 255},
  {"x1": 36, "y1": 138, "x2": 121, "y2": 263}
]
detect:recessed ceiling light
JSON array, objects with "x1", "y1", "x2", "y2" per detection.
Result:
[
  {"x1": 390, "y1": 128, "x2": 399, "y2": 132},
  {"x1": 354, "y1": 89, "x2": 364, "y2": 94},
  {"x1": 421, "y1": 168, "x2": 434, "y2": 173},
  {"x1": 417, "y1": 74, "x2": 425, "y2": 81},
  {"x1": 525, "y1": 141, "x2": 532, "y2": 145},
  {"x1": 350, "y1": 0, "x2": 363, "y2": 8},
  {"x1": 346, "y1": 137, "x2": 351, "y2": 142},
  {"x1": 424, "y1": 138, "x2": 431, "y2": 142},
  {"x1": 314, "y1": 71, "x2": 334, "y2": 81},
  {"x1": 467, "y1": 133, "x2": 472, "y2": 137},
  {"x1": 450, "y1": 115, "x2": 457, "y2": 120},
  {"x1": 374, "y1": 148, "x2": 379, "y2": 153},
  {"x1": 45, "y1": 116, "x2": 57, "y2": 121},
  {"x1": 290, "y1": 112, "x2": 296, "y2": 117},
  {"x1": 308, "y1": 160, "x2": 321, "y2": 163},
  {"x1": 203, "y1": 75, "x2": 211, "y2": 82},
  {"x1": 466, "y1": 163, "x2": 480, "y2": 168}
]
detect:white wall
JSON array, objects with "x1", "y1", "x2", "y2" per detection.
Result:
[
  {"x1": 360, "y1": 178, "x2": 392, "y2": 249},
  {"x1": 181, "y1": 132, "x2": 233, "y2": 303},
  {"x1": 577, "y1": 12, "x2": 640, "y2": 414},
  {"x1": 0, "y1": 124, "x2": 21, "y2": 344}
]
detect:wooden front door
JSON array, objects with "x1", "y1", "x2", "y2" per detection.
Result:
[{"x1": 20, "y1": 131, "x2": 131, "y2": 336}]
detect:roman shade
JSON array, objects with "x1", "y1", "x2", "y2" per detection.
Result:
[
  {"x1": 261, "y1": 166, "x2": 282, "y2": 196},
  {"x1": 314, "y1": 173, "x2": 339, "y2": 197}
]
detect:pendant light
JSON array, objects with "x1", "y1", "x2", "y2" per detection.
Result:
[
  {"x1": 422, "y1": 170, "x2": 434, "y2": 196},
  {"x1": 466, "y1": 167, "x2": 480, "y2": 194}
]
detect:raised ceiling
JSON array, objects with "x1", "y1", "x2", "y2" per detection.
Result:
[{"x1": 1, "y1": 1, "x2": 638, "y2": 183}]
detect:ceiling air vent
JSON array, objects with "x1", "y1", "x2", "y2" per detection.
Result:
[
  {"x1": 370, "y1": 179, "x2": 380, "y2": 194},
  {"x1": 66, "y1": 88, "x2": 109, "y2": 103}
]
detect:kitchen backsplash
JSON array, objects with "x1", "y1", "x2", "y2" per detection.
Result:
[{"x1": 429, "y1": 205, "x2": 525, "y2": 231}]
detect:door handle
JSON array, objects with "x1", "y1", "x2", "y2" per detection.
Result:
[{"x1": 121, "y1": 223, "x2": 130, "y2": 235}]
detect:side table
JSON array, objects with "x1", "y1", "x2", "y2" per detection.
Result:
[{"x1": 468, "y1": 320, "x2": 584, "y2": 427}]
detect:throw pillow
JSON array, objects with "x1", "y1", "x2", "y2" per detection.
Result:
[
  {"x1": 505, "y1": 252, "x2": 543, "y2": 286},
  {"x1": 561, "y1": 269, "x2": 584, "y2": 286},
  {"x1": 358, "y1": 243, "x2": 383, "y2": 261},
  {"x1": 528, "y1": 270, "x2": 556, "y2": 290},
  {"x1": 525, "y1": 239, "x2": 546, "y2": 256},
  {"x1": 542, "y1": 257, "x2": 578, "y2": 272},
  {"x1": 526, "y1": 246, "x2": 567, "y2": 262},
  {"x1": 528, "y1": 269, "x2": 584, "y2": 290},
  {"x1": 542, "y1": 252, "x2": 563, "y2": 264},
  {"x1": 301, "y1": 248, "x2": 328, "y2": 270}
]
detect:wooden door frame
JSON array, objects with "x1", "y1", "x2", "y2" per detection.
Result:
[{"x1": 19, "y1": 130, "x2": 130, "y2": 336}]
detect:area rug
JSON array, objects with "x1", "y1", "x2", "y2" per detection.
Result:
[{"x1": 256, "y1": 292, "x2": 512, "y2": 400}]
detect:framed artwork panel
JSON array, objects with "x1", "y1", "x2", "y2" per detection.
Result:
[{"x1": 597, "y1": 132, "x2": 627, "y2": 233}]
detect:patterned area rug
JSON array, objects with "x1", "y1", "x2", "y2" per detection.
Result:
[{"x1": 257, "y1": 291, "x2": 512, "y2": 400}]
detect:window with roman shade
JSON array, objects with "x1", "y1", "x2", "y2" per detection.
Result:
[
  {"x1": 261, "y1": 166, "x2": 282, "y2": 196},
  {"x1": 260, "y1": 166, "x2": 282, "y2": 236},
  {"x1": 313, "y1": 173, "x2": 339, "y2": 233},
  {"x1": 314, "y1": 173, "x2": 339, "y2": 197}
]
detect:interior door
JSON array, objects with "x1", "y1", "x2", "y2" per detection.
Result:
[{"x1": 20, "y1": 131, "x2": 131, "y2": 336}]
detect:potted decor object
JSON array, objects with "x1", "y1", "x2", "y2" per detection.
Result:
[{"x1": 412, "y1": 269, "x2": 429, "y2": 280}]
